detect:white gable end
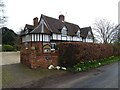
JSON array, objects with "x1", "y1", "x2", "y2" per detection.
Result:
[
  {"x1": 61, "y1": 26, "x2": 67, "y2": 37},
  {"x1": 86, "y1": 31, "x2": 93, "y2": 42}
]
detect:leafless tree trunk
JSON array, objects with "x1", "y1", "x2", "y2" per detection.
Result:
[
  {"x1": 93, "y1": 19, "x2": 118, "y2": 44},
  {"x1": 0, "y1": 0, "x2": 7, "y2": 28},
  {"x1": 115, "y1": 24, "x2": 120, "y2": 43}
]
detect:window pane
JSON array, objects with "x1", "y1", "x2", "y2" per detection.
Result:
[{"x1": 62, "y1": 29, "x2": 67, "y2": 36}]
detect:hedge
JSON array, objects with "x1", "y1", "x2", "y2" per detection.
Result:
[
  {"x1": 112, "y1": 43, "x2": 120, "y2": 56},
  {"x1": 2, "y1": 44, "x2": 14, "y2": 51},
  {"x1": 58, "y1": 42, "x2": 115, "y2": 68}
]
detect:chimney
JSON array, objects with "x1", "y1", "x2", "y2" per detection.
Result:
[
  {"x1": 33, "y1": 17, "x2": 38, "y2": 28},
  {"x1": 59, "y1": 14, "x2": 65, "y2": 22}
]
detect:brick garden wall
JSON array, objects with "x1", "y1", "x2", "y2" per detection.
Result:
[{"x1": 20, "y1": 42, "x2": 58, "y2": 69}]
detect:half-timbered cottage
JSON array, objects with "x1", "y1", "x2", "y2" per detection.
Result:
[{"x1": 20, "y1": 14, "x2": 94, "y2": 68}]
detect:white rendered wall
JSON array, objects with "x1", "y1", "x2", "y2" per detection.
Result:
[{"x1": 22, "y1": 35, "x2": 31, "y2": 42}]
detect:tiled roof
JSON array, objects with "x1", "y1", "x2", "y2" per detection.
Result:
[
  {"x1": 41, "y1": 14, "x2": 80, "y2": 36},
  {"x1": 22, "y1": 14, "x2": 94, "y2": 39},
  {"x1": 25, "y1": 24, "x2": 34, "y2": 30},
  {"x1": 20, "y1": 24, "x2": 34, "y2": 36},
  {"x1": 30, "y1": 24, "x2": 51, "y2": 34},
  {"x1": 80, "y1": 27, "x2": 94, "y2": 38}
]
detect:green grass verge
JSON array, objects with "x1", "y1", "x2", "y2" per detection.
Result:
[{"x1": 69, "y1": 56, "x2": 120, "y2": 72}]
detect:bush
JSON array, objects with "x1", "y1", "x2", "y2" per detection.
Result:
[
  {"x1": 2, "y1": 44, "x2": 14, "y2": 51},
  {"x1": 58, "y1": 42, "x2": 114, "y2": 68},
  {"x1": 13, "y1": 45, "x2": 21, "y2": 51},
  {"x1": 112, "y1": 43, "x2": 120, "y2": 56}
]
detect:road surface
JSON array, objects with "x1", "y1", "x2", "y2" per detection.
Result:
[{"x1": 23, "y1": 62, "x2": 119, "y2": 88}]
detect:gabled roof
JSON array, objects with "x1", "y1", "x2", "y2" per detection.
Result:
[
  {"x1": 20, "y1": 24, "x2": 34, "y2": 36},
  {"x1": 30, "y1": 24, "x2": 51, "y2": 34},
  {"x1": 80, "y1": 26, "x2": 94, "y2": 39},
  {"x1": 21, "y1": 14, "x2": 94, "y2": 39},
  {"x1": 31, "y1": 14, "x2": 81, "y2": 36},
  {"x1": 25, "y1": 24, "x2": 34, "y2": 30}
]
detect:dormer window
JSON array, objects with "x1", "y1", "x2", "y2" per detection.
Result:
[
  {"x1": 87, "y1": 31, "x2": 92, "y2": 37},
  {"x1": 77, "y1": 30, "x2": 80, "y2": 38},
  {"x1": 61, "y1": 26, "x2": 67, "y2": 36},
  {"x1": 87, "y1": 31, "x2": 92, "y2": 39},
  {"x1": 25, "y1": 29, "x2": 28, "y2": 34}
]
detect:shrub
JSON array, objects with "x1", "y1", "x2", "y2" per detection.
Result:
[
  {"x1": 58, "y1": 42, "x2": 114, "y2": 68},
  {"x1": 2, "y1": 44, "x2": 14, "y2": 51},
  {"x1": 13, "y1": 45, "x2": 21, "y2": 51}
]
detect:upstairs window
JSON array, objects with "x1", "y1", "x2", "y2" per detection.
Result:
[
  {"x1": 82, "y1": 38, "x2": 86, "y2": 42},
  {"x1": 25, "y1": 28, "x2": 28, "y2": 34},
  {"x1": 87, "y1": 31, "x2": 93, "y2": 39},
  {"x1": 61, "y1": 26, "x2": 67, "y2": 36},
  {"x1": 76, "y1": 30, "x2": 80, "y2": 38},
  {"x1": 87, "y1": 31, "x2": 92, "y2": 37}
]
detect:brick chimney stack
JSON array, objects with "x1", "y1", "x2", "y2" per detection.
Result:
[
  {"x1": 59, "y1": 14, "x2": 65, "y2": 22},
  {"x1": 33, "y1": 17, "x2": 38, "y2": 28}
]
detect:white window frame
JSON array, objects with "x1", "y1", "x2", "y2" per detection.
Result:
[
  {"x1": 61, "y1": 26, "x2": 67, "y2": 37},
  {"x1": 83, "y1": 39, "x2": 86, "y2": 42},
  {"x1": 44, "y1": 35, "x2": 50, "y2": 42},
  {"x1": 58, "y1": 34, "x2": 61, "y2": 40},
  {"x1": 77, "y1": 30, "x2": 80, "y2": 38}
]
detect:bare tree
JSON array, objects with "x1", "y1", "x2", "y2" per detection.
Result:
[
  {"x1": 93, "y1": 19, "x2": 118, "y2": 44},
  {"x1": 115, "y1": 24, "x2": 120, "y2": 43},
  {"x1": 0, "y1": 0, "x2": 7, "y2": 28}
]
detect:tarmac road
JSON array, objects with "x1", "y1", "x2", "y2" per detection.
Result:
[
  {"x1": 24, "y1": 61, "x2": 119, "y2": 88},
  {"x1": 2, "y1": 52, "x2": 119, "y2": 88}
]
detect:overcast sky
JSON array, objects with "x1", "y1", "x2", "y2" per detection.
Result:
[{"x1": 5, "y1": 0, "x2": 119, "y2": 32}]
